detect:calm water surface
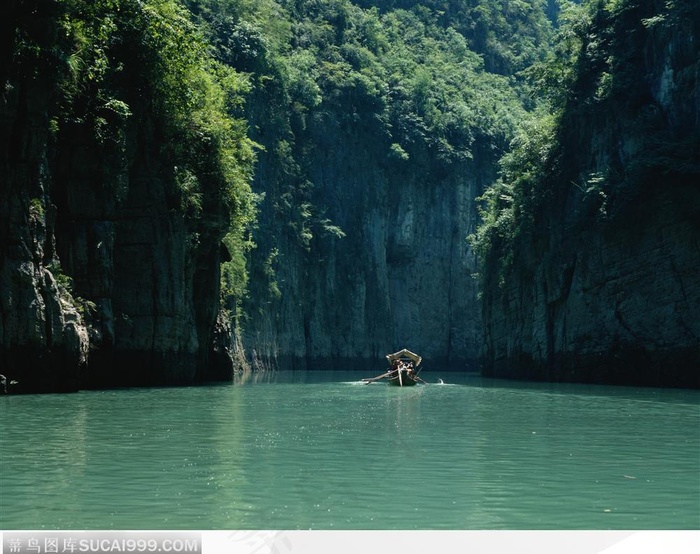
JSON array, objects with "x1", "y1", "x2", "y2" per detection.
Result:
[{"x1": 1, "y1": 372, "x2": 699, "y2": 530}]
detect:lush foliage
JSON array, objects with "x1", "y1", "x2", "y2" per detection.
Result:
[
  {"x1": 471, "y1": 0, "x2": 698, "y2": 287},
  {"x1": 183, "y1": 0, "x2": 552, "y2": 322},
  {"x1": 467, "y1": 0, "x2": 590, "y2": 273},
  {"x1": 46, "y1": 0, "x2": 258, "y2": 315},
  {"x1": 352, "y1": 0, "x2": 555, "y2": 75},
  {"x1": 14, "y1": 0, "x2": 563, "y2": 328},
  {"x1": 469, "y1": 110, "x2": 558, "y2": 281}
]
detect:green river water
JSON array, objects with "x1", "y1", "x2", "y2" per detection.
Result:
[{"x1": 1, "y1": 372, "x2": 698, "y2": 530}]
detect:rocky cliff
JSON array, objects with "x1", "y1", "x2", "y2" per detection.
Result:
[
  {"x1": 242, "y1": 119, "x2": 493, "y2": 372},
  {"x1": 0, "y1": 0, "x2": 89, "y2": 392},
  {"x1": 229, "y1": 2, "x2": 526, "y2": 373},
  {"x1": 9, "y1": 0, "x2": 693, "y2": 390},
  {"x1": 1, "y1": 0, "x2": 543, "y2": 390},
  {"x1": 1, "y1": 0, "x2": 244, "y2": 393},
  {"x1": 479, "y1": 0, "x2": 699, "y2": 387}
]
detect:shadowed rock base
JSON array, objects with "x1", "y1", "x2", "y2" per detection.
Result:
[{"x1": 484, "y1": 347, "x2": 700, "y2": 389}]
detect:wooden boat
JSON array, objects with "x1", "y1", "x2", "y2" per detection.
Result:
[
  {"x1": 387, "y1": 368, "x2": 420, "y2": 387},
  {"x1": 362, "y1": 349, "x2": 426, "y2": 387}
]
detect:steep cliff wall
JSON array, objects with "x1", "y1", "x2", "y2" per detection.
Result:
[
  {"x1": 1, "y1": 0, "x2": 243, "y2": 392},
  {"x1": 227, "y1": 2, "x2": 530, "y2": 372},
  {"x1": 480, "y1": 0, "x2": 699, "y2": 387},
  {"x1": 51, "y1": 106, "x2": 229, "y2": 388},
  {"x1": 243, "y1": 121, "x2": 491, "y2": 371},
  {"x1": 0, "y1": 0, "x2": 89, "y2": 392}
]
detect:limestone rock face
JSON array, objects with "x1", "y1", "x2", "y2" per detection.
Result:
[
  {"x1": 0, "y1": 1, "x2": 89, "y2": 392},
  {"x1": 0, "y1": 2, "x2": 231, "y2": 392},
  {"x1": 241, "y1": 121, "x2": 492, "y2": 372},
  {"x1": 480, "y1": 0, "x2": 700, "y2": 387}
]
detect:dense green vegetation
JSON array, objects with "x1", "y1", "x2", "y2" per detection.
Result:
[
  {"x1": 7, "y1": 0, "x2": 696, "y2": 384},
  {"x1": 180, "y1": 0, "x2": 557, "y2": 331},
  {"x1": 8, "y1": 0, "x2": 258, "y2": 316},
  {"x1": 470, "y1": 0, "x2": 698, "y2": 288},
  {"x1": 470, "y1": 0, "x2": 593, "y2": 278},
  {"x1": 6, "y1": 0, "x2": 565, "y2": 374},
  {"x1": 59, "y1": 0, "x2": 257, "y2": 198},
  {"x1": 352, "y1": 0, "x2": 555, "y2": 75}
]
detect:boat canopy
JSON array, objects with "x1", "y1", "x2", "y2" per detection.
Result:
[{"x1": 386, "y1": 348, "x2": 422, "y2": 367}]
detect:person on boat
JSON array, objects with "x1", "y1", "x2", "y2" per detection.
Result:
[
  {"x1": 403, "y1": 360, "x2": 428, "y2": 383},
  {"x1": 389, "y1": 359, "x2": 400, "y2": 375},
  {"x1": 405, "y1": 363, "x2": 427, "y2": 384},
  {"x1": 362, "y1": 356, "x2": 427, "y2": 384}
]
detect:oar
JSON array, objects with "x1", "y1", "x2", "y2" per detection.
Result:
[
  {"x1": 362, "y1": 371, "x2": 391, "y2": 384},
  {"x1": 414, "y1": 364, "x2": 429, "y2": 383}
]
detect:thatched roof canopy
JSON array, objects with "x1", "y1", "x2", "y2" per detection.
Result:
[{"x1": 386, "y1": 348, "x2": 422, "y2": 367}]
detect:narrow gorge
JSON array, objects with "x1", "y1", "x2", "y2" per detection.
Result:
[{"x1": 1, "y1": 0, "x2": 697, "y2": 392}]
